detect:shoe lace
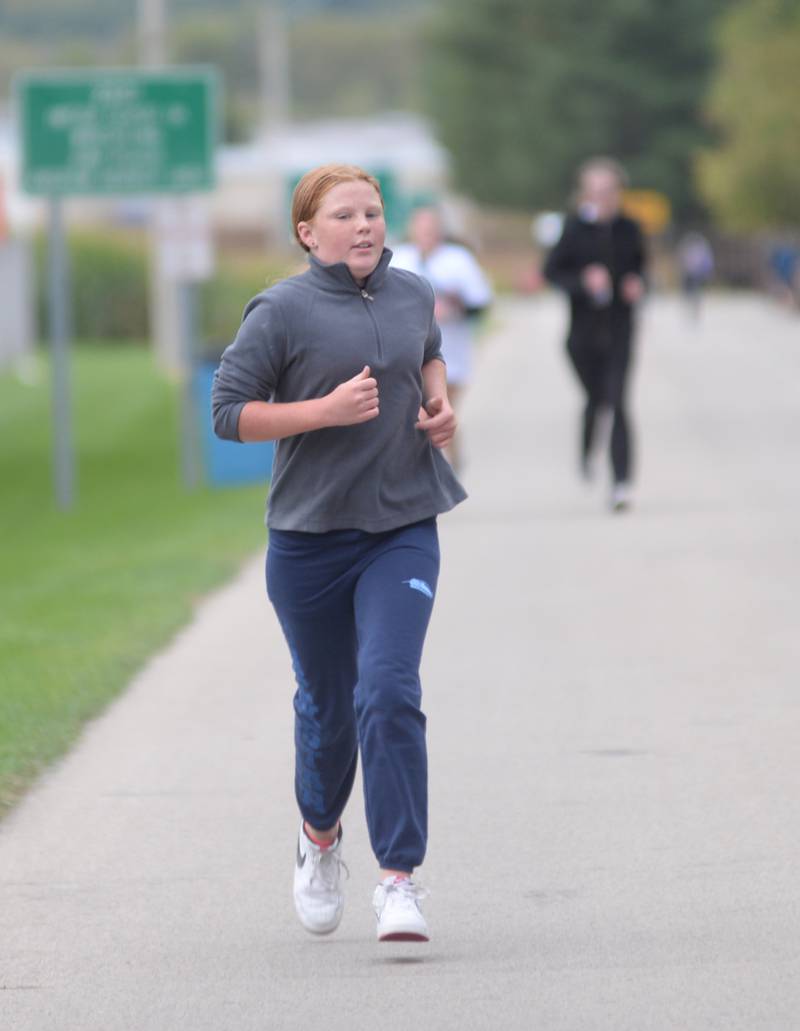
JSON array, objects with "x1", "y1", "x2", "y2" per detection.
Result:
[
  {"x1": 309, "y1": 846, "x2": 350, "y2": 892},
  {"x1": 384, "y1": 878, "x2": 429, "y2": 904}
]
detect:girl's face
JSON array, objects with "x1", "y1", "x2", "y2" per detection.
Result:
[
  {"x1": 579, "y1": 168, "x2": 622, "y2": 222},
  {"x1": 298, "y1": 180, "x2": 386, "y2": 283},
  {"x1": 409, "y1": 208, "x2": 443, "y2": 256}
]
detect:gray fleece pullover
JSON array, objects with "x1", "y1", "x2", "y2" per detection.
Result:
[{"x1": 211, "y1": 247, "x2": 467, "y2": 532}]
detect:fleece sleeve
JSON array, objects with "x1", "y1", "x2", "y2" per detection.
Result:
[
  {"x1": 211, "y1": 293, "x2": 287, "y2": 442},
  {"x1": 422, "y1": 278, "x2": 444, "y2": 365}
]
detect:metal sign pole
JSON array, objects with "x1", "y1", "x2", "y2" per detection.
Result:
[
  {"x1": 48, "y1": 196, "x2": 75, "y2": 509},
  {"x1": 178, "y1": 279, "x2": 201, "y2": 489}
]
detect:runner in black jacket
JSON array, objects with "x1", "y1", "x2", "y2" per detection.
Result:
[{"x1": 544, "y1": 158, "x2": 646, "y2": 511}]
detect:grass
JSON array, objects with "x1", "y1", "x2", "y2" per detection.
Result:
[{"x1": 0, "y1": 344, "x2": 267, "y2": 816}]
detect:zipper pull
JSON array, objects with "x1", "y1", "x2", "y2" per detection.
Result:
[{"x1": 360, "y1": 289, "x2": 374, "y2": 301}]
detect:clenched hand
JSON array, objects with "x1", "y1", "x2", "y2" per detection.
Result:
[
  {"x1": 324, "y1": 366, "x2": 379, "y2": 427},
  {"x1": 416, "y1": 395, "x2": 456, "y2": 449}
]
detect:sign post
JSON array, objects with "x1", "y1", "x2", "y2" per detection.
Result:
[
  {"x1": 156, "y1": 195, "x2": 215, "y2": 489},
  {"x1": 17, "y1": 67, "x2": 217, "y2": 506},
  {"x1": 47, "y1": 197, "x2": 75, "y2": 509}
]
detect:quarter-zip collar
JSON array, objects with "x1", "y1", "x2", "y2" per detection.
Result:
[{"x1": 307, "y1": 247, "x2": 393, "y2": 295}]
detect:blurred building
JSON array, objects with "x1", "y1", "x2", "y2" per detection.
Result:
[
  {"x1": 0, "y1": 113, "x2": 39, "y2": 233},
  {"x1": 215, "y1": 111, "x2": 449, "y2": 245}
]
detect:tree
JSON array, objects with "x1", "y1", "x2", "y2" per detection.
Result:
[
  {"x1": 697, "y1": 0, "x2": 800, "y2": 231},
  {"x1": 424, "y1": 0, "x2": 730, "y2": 217},
  {"x1": 1, "y1": 4, "x2": 428, "y2": 140},
  {"x1": 289, "y1": 15, "x2": 425, "y2": 120},
  {"x1": 171, "y1": 13, "x2": 261, "y2": 143}
]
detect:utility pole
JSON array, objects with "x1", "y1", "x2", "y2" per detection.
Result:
[
  {"x1": 138, "y1": 0, "x2": 183, "y2": 373},
  {"x1": 259, "y1": 1, "x2": 290, "y2": 137},
  {"x1": 139, "y1": 0, "x2": 166, "y2": 65},
  {"x1": 137, "y1": 0, "x2": 203, "y2": 486},
  {"x1": 259, "y1": 1, "x2": 291, "y2": 244},
  {"x1": 48, "y1": 197, "x2": 75, "y2": 508}
]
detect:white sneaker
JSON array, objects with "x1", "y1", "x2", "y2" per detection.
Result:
[
  {"x1": 610, "y1": 482, "x2": 633, "y2": 512},
  {"x1": 373, "y1": 876, "x2": 430, "y2": 942},
  {"x1": 293, "y1": 823, "x2": 347, "y2": 935}
]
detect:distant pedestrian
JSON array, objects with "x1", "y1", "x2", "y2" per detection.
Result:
[
  {"x1": 678, "y1": 231, "x2": 714, "y2": 321},
  {"x1": 391, "y1": 206, "x2": 493, "y2": 472},
  {"x1": 768, "y1": 243, "x2": 800, "y2": 309},
  {"x1": 544, "y1": 157, "x2": 647, "y2": 512},
  {"x1": 212, "y1": 164, "x2": 465, "y2": 943}
]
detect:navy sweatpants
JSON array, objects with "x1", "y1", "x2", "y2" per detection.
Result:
[
  {"x1": 567, "y1": 333, "x2": 634, "y2": 484},
  {"x1": 266, "y1": 517, "x2": 440, "y2": 873}
]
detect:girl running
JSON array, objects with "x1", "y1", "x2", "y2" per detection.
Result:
[{"x1": 211, "y1": 164, "x2": 465, "y2": 942}]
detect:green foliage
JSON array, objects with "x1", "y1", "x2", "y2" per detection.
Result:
[
  {"x1": 198, "y1": 255, "x2": 296, "y2": 354},
  {"x1": 0, "y1": 346, "x2": 266, "y2": 814},
  {"x1": 424, "y1": 0, "x2": 731, "y2": 218},
  {"x1": 0, "y1": 0, "x2": 132, "y2": 38},
  {"x1": 289, "y1": 14, "x2": 425, "y2": 119},
  {"x1": 0, "y1": 36, "x2": 49, "y2": 96},
  {"x1": 34, "y1": 230, "x2": 150, "y2": 342},
  {"x1": 697, "y1": 0, "x2": 800, "y2": 231},
  {"x1": 32, "y1": 231, "x2": 293, "y2": 345},
  {"x1": 0, "y1": 0, "x2": 426, "y2": 40},
  {"x1": 171, "y1": 12, "x2": 260, "y2": 143},
  {"x1": 170, "y1": 10, "x2": 428, "y2": 126}
]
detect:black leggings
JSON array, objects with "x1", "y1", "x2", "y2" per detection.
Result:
[{"x1": 567, "y1": 333, "x2": 633, "y2": 484}]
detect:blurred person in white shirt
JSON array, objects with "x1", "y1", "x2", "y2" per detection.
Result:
[{"x1": 392, "y1": 206, "x2": 493, "y2": 472}]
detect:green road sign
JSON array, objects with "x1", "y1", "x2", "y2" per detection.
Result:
[{"x1": 17, "y1": 68, "x2": 217, "y2": 196}]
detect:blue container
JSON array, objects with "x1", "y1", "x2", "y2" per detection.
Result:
[{"x1": 194, "y1": 362, "x2": 274, "y2": 487}]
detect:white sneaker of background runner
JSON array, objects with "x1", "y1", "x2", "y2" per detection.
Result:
[
  {"x1": 293, "y1": 822, "x2": 347, "y2": 935},
  {"x1": 373, "y1": 876, "x2": 430, "y2": 942},
  {"x1": 610, "y1": 482, "x2": 633, "y2": 512}
]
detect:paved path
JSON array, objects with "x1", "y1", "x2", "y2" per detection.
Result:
[{"x1": 2, "y1": 294, "x2": 799, "y2": 1030}]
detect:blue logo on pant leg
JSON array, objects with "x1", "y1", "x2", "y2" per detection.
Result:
[{"x1": 403, "y1": 578, "x2": 434, "y2": 599}]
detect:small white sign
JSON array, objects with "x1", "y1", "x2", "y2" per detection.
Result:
[
  {"x1": 155, "y1": 195, "x2": 214, "y2": 281},
  {"x1": 532, "y1": 211, "x2": 565, "y2": 249}
]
